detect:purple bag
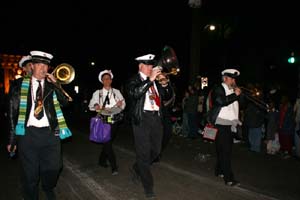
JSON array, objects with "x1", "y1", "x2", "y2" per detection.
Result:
[{"x1": 89, "y1": 116, "x2": 111, "y2": 143}]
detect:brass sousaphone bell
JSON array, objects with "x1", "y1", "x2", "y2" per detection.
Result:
[
  {"x1": 49, "y1": 63, "x2": 75, "y2": 101},
  {"x1": 155, "y1": 45, "x2": 180, "y2": 84}
]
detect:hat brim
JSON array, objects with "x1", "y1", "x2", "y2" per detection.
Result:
[
  {"x1": 223, "y1": 72, "x2": 239, "y2": 78},
  {"x1": 21, "y1": 60, "x2": 32, "y2": 67},
  {"x1": 32, "y1": 58, "x2": 51, "y2": 65},
  {"x1": 137, "y1": 60, "x2": 157, "y2": 65},
  {"x1": 98, "y1": 71, "x2": 113, "y2": 83}
]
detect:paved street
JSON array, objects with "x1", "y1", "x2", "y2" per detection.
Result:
[{"x1": 1, "y1": 113, "x2": 300, "y2": 200}]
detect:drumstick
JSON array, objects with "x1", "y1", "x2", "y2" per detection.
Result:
[{"x1": 112, "y1": 99, "x2": 124, "y2": 108}]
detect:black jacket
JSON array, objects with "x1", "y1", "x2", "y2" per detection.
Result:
[
  {"x1": 8, "y1": 78, "x2": 69, "y2": 145},
  {"x1": 206, "y1": 84, "x2": 240, "y2": 124},
  {"x1": 126, "y1": 73, "x2": 174, "y2": 125}
]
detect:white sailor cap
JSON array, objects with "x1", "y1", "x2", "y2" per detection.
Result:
[
  {"x1": 30, "y1": 50, "x2": 53, "y2": 65},
  {"x1": 135, "y1": 54, "x2": 156, "y2": 65},
  {"x1": 221, "y1": 68, "x2": 240, "y2": 78},
  {"x1": 19, "y1": 55, "x2": 32, "y2": 67},
  {"x1": 98, "y1": 69, "x2": 113, "y2": 83}
]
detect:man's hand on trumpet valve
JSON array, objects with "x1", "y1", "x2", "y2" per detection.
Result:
[{"x1": 149, "y1": 66, "x2": 161, "y2": 82}]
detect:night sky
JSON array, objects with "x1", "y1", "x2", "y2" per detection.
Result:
[{"x1": 1, "y1": 1, "x2": 300, "y2": 99}]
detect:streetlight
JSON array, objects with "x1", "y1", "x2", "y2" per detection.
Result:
[{"x1": 208, "y1": 25, "x2": 216, "y2": 31}]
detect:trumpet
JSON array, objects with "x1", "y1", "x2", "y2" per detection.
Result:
[{"x1": 45, "y1": 63, "x2": 75, "y2": 102}]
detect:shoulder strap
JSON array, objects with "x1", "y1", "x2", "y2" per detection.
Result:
[{"x1": 99, "y1": 89, "x2": 103, "y2": 104}]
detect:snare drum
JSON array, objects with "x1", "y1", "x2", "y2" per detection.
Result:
[{"x1": 98, "y1": 107, "x2": 124, "y2": 124}]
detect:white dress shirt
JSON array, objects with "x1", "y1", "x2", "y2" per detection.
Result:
[
  {"x1": 26, "y1": 77, "x2": 50, "y2": 127},
  {"x1": 88, "y1": 88, "x2": 126, "y2": 111},
  {"x1": 139, "y1": 72, "x2": 160, "y2": 111}
]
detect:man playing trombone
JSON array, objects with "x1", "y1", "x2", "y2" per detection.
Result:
[
  {"x1": 7, "y1": 50, "x2": 72, "y2": 200},
  {"x1": 206, "y1": 68, "x2": 241, "y2": 187}
]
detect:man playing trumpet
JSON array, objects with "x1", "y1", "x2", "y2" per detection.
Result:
[{"x1": 126, "y1": 53, "x2": 175, "y2": 199}]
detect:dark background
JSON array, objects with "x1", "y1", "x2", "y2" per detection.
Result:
[{"x1": 1, "y1": 0, "x2": 300, "y2": 101}]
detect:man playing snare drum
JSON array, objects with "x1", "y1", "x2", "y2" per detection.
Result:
[{"x1": 88, "y1": 69, "x2": 126, "y2": 175}]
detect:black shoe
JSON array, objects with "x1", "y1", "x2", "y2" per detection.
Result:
[
  {"x1": 45, "y1": 190, "x2": 56, "y2": 200},
  {"x1": 152, "y1": 156, "x2": 160, "y2": 164},
  {"x1": 112, "y1": 170, "x2": 119, "y2": 176},
  {"x1": 225, "y1": 180, "x2": 240, "y2": 187},
  {"x1": 145, "y1": 190, "x2": 156, "y2": 199},
  {"x1": 98, "y1": 162, "x2": 109, "y2": 168},
  {"x1": 215, "y1": 174, "x2": 224, "y2": 178},
  {"x1": 129, "y1": 167, "x2": 140, "y2": 184}
]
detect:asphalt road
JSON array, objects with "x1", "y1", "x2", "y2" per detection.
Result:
[{"x1": 1, "y1": 113, "x2": 300, "y2": 200}]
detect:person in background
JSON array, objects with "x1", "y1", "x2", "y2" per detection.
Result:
[
  {"x1": 19, "y1": 55, "x2": 33, "y2": 76},
  {"x1": 206, "y1": 68, "x2": 242, "y2": 187},
  {"x1": 153, "y1": 73, "x2": 175, "y2": 162},
  {"x1": 7, "y1": 50, "x2": 72, "y2": 200},
  {"x1": 185, "y1": 85, "x2": 199, "y2": 139},
  {"x1": 278, "y1": 95, "x2": 295, "y2": 158},
  {"x1": 293, "y1": 98, "x2": 300, "y2": 160},
  {"x1": 126, "y1": 52, "x2": 175, "y2": 199},
  {"x1": 265, "y1": 100, "x2": 280, "y2": 155},
  {"x1": 243, "y1": 89, "x2": 266, "y2": 153},
  {"x1": 181, "y1": 89, "x2": 190, "y2": 137},
  {"x1": 88, "y1": 69, "x2": 126, "y2": 175}
]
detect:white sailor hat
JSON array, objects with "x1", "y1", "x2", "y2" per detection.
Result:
[
  {"x1": 98, "y1": 69, "x2": 113, "y2": 83},
  {"x1": 135, "y1": 54, "x2": 156, "y2": 65},
  {"x1": 221, "y1": 68, "x2": 240, "y2": 78},
  {"x1": 19, "y1": 55, "x2": 32, "y2": 67},
  {"x1": 30, "y1": 50, "x2": 53, "y2": 65}
]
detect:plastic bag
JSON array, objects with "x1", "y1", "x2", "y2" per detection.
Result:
[{"x1": 89, "y1": 116, "x2": 111, "y2": 143}]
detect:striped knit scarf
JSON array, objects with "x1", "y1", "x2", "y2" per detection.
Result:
[{"x1": 15, "y1": 77, "x2": 72, "y2": 139}]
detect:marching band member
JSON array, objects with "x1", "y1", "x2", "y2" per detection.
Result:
[
  {"x1": 7, "y1": 50, "x2": 72, "y2": 200},
  {"x1": 18, "y1": 55, "x2": 33, "y2": 76},
  {"x1": 126, "y1": 53, "x2": 174, "y2": 199},
  {"x1": 88, "y1": 69, "x2": 126, "y2": 175},
  {"x1": 206, "y1": 68, "x2": 241, "y2": 187}
]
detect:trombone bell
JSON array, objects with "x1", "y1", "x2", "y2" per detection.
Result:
[
  {"x1": 49, "y1": 63, "x2": 75, "y2": 101},
  {"x1": 53, "y1": 63, "x2": 75, "y2": 84}
]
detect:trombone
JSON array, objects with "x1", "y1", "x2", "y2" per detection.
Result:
[
  {"x1": 46, "y1": 63, "x2": 75, "y2": 102},
  {"x1": 238, "y1": 86, "x2": 270, "y2": 110}
]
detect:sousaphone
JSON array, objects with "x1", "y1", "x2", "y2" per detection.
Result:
[{"x1": 156, "y1": 45, "x2": 180, "y2": 83}]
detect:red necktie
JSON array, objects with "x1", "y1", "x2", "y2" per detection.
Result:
[{"x1": 150, "y1": 85, "x2": 160, "y2": 107}]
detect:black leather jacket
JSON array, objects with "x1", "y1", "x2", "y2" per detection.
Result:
[
  {"x1": 126, "y1": 73, "x2": 174, "y2": 125},
  {"x1": 206, "y1": 84, "x2": 240, "y2": 124},
  {"x1": 8, "y1": 78, "x2": 69, "y2": 145}
]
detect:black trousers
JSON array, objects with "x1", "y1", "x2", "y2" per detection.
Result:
[
  {"x1": 18, "y1": 126, "x2": 62, "y2": 200},
  {"x1": 132, "y1": 112, "x2": 163, "y2": 192},
  {"x1": 161, "y1": 117, "x2": 172, "y2": 153},
  {"x1": 98, "y1": 122, "x2": 120, "y2": 172},
  {"x1": 214, "y1": 125, "x2": 235, "y2": 183}
]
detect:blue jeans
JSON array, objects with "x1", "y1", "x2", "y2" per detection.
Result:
[{"x1": 248, "y1": 127, "x2": 262, "y2": 152}]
